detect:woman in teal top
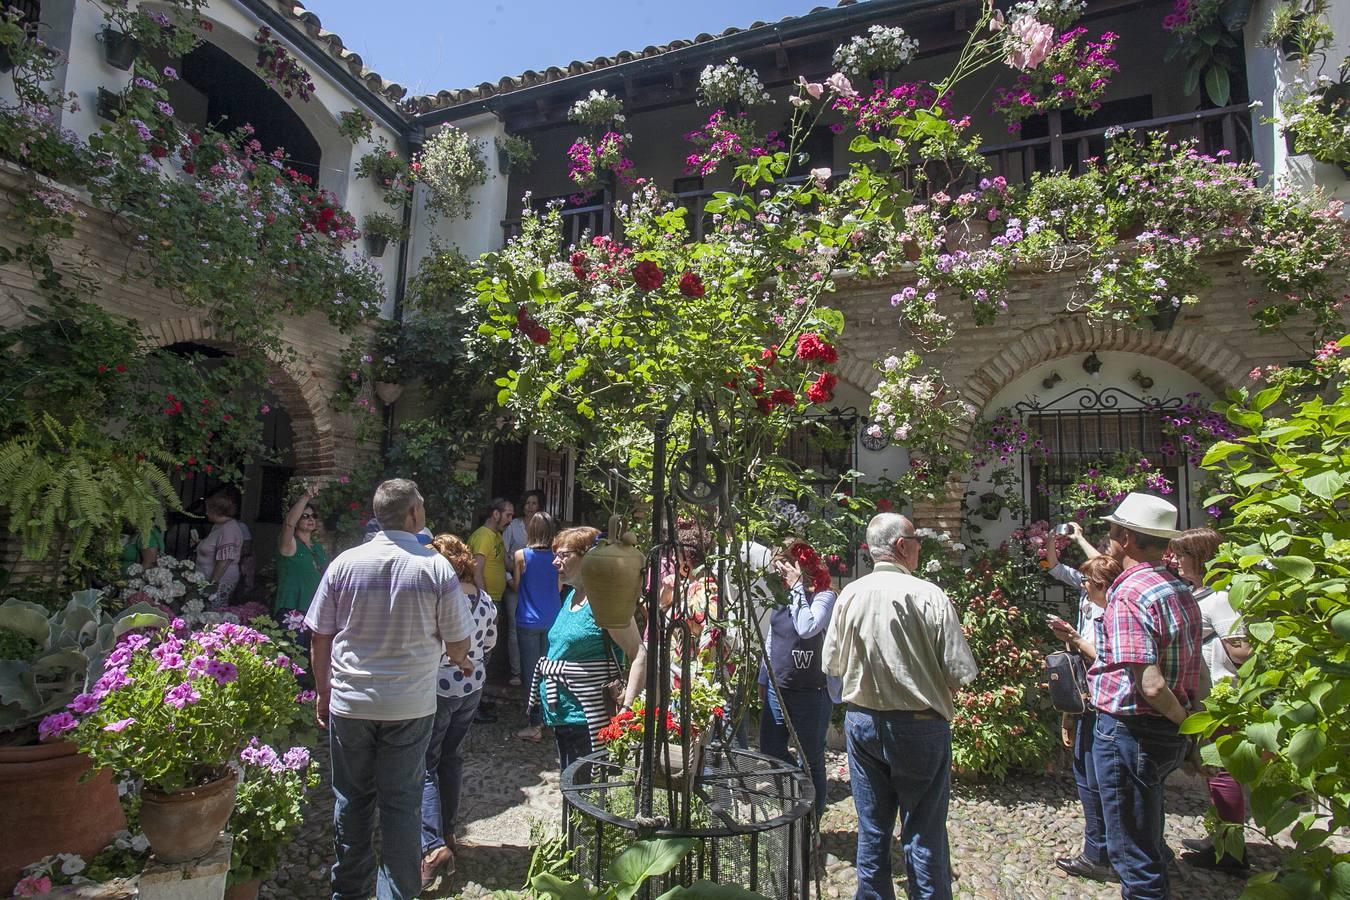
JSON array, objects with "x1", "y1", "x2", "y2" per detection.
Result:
[
  {"x1": 527, "y1": 525, "x2": 646, "y2": 777},
  {"x1": 119, "y1": 526, "x2": 164, "y2": 572},
  {"x1": 276, "y1": 484, "x2": 328, "y2": 616}
]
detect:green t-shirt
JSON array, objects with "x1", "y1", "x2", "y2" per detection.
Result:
[
  {"x1": 468, "y1": 525, "x2": 507, "y2": 599},
  {"x1": 538, "y1": 590, "x2": 609, "y2": 727},
  {"x1": 119, "y1": 527, "x2": 165, "y2": 572},
  {"x1": 275, "y1": 539, "x2": 329, "y2": 612}
]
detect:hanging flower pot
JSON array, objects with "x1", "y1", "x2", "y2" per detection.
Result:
[
  {"x1": 580, "y1": 515, "x2": 644, "y2": 628},
  {"x1": 373, "y1": 381, "x2": 403, "y2": 404},
  {"x1": 0, "y1": 43, "x2": 14, "y2": 74},
  {"x1": 96, "y1": 87, "x2": 123, "y2": 121},
  {"x1": 139, "y1": 767, "x2": 238, "y2": 863},
  {"x1": 1149, "y1": 299, "x2": 1180, "y2": 332},
  {"x1": 497, "y1": 146, "x2": 512, "y2": 172},
  {"x1": 99, "y1": 27, "x2": 141, "y2": 71},
  {"x1": 364, "y1": 233, "x2": 390, "y2": 257}
]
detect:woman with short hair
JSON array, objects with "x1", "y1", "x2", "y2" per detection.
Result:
[
  {"x1": 420, "y1": 534, "x2": 498, "y2": 888},
  {"x1": 528, "y1": 526, "x2": 647, "y2": 777},
  {"x1": 195, "y1": 492, "x2": 244, "y2": 603}
]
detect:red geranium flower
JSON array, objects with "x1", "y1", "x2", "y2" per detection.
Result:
[
  {"x1": 876, "y1": 498, "x2": 894, "y2": 513},
  {"x1": 806, "y1": 372, "x2": 838, "y2": 404},
  {"x1": 633, "y1": 260, "x2": 665, "y2": 291},
  {"x1": 770, "y1": 388, "x2": 796, "y2": 406},
  {"x1": 761, "y1": 345, "x2": 778, "y2": 367},
  {"x1": 796, "y1": 332, "x2": 835, "y2": 362},
  {"x1": 678, "y1": 270, "x2": 705, "y2": 297},
  {"x1": 570, "y1": 251, "x2": 590, "y2": 281}
]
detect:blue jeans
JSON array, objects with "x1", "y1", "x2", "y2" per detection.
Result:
[
  {"x1": 1072, "y1": 711, "x2": 1108, "y2": 865},
  {"x1": 1093, "y1": 712, "x2": 1188, "y2": 899},
  {"x1": 845, "y1": 707, "x2": 952, "y2": 900},
  {"x1": 759, "y1": 683, "x2": 833, "y2": 817},
  {"x1": 517, "y1": 627, "x2": 550, "y2": 726},
  {"x1": 421, "y1": 690, "x2": 483, "y2": 853},
  {"x1": 502, "y1": 588, "x2": 521, "y2": 678},
  {"x1": 329, "y1": 714, "x2": 434, "y2": 900}
]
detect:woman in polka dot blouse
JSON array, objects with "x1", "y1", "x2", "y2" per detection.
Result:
[{"x1": 419, "y1": 534, "x2": 498, "y2": 887}]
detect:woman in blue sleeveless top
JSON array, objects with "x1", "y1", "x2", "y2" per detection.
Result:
[{"x1": 513, "y1": 512, "x2": 562, "y2": 741}]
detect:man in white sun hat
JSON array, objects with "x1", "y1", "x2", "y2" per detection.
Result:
[{"x1": 1084, "y1": 492, "x2": 1204, "y2": 899}]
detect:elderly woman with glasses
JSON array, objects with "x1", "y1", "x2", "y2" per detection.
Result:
[{"x1": 276, "y1": 481, "x2": 329, "y2": 621}]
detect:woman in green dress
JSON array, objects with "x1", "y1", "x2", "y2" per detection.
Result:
[{"x1": 276, "y1": 482, "x2": 328, "y2": 633}]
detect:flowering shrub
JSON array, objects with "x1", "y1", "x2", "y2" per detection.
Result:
[
  {"x1": 568, "y1": 89, "x2": 626, "y2": 129},
  {"x1": 108, "y1": 556, "x2": 212, "y2": 613},
  {"x1": 683, "y1": 110, "x2": 783, "y2": 176},
  {"x1": 597, "y1": 673, "x2": 723, "y2": 764},
  {"x1": 1076, "y1": 230, "x2": 1203, "y2": 323},
  {"x1": 697, "y1": 58, "x2": 772, "y2": 108},
  {"x1": 832, "y1": 80, "x2": 948, "y2": 134},
  {"x1": 1279, "y1": 80, "x2": 1350, "y2": 171},
  {"x1": 354, "y1": 142, "x2": 415, "y2": 206},
  {"x1": 831, "y1": 25, "x2": 918, "y2": 77},
  {"x1": 13, "y1": 830, "x2": 150, "y2": 895},
  {"x1": 415, "y1": 126, "x2": 488, "y2": 219},
  {"x1": 228, "y1": 740, "x2": 321, "y2": 885},
  {"x1": 1245, "y1": 193, "x2": 1349, "y2": 337},
  {"x1": 867, "y1": 352, "x2": 974, "y2": 500},
  {"x1": 992, "y1": 29, "x2": 1119, "y2": 133},
  {"x1": 1009, "y1": 0, "x2": 1086, "y2": 29},
  {"x1": 1055, "y1": 452, "x2": 1174, "y2": 519},
  {"x1": 49, "y1": 622, "x2": 313, "y2": 792},
  {"x1": 1159, "y1": 392, "x2": 1243, "y2": 466}
]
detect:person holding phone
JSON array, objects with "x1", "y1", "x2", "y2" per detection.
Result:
[{"x1": 1047, "y1": 555, "x2": 1122, "y2": 883}]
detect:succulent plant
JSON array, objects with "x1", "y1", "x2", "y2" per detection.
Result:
[{"x1": 0, "y1": 591, "x2": 168, "y2": 744}]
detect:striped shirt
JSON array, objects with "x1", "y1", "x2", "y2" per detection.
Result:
[
  {"x1": 306, "y1": 530, "x2": 473, "y2": 721},
  {"x1": 1087, "y1": 562, "x2": 1203, "y2": 717}
]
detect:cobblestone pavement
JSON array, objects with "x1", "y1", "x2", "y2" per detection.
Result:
[{"x1": 266, "y1": 691, "x2": 1274, "y2": 900}]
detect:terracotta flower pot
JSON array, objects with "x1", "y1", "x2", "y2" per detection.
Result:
[
  {"x1": 580, "y1": 516, "x2": 644, "y2": 628},
  {"x1": 140, "y1": 769, "x2": 238, "y2": 863},
  {"x1": 225, "y1": 877, "x2": 264, "y2": 900},
  {"x1": 0, "y1": 741, "x2": 126, "y2": 894}
]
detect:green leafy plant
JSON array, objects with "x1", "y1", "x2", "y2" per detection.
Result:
[
  {"x1": 416, "y1": 126, "x2": 488, "y2": 219},
  {"x1": 363, "y1": 211, "x2": 407, "y2": 243},
  {"x1": 1180, "y1": 336, "x2": 1350, "y2": 897},
  {"x1": 495, "y1": 132, "x2": 536, "y2": 172},
  {"x1": 529, "y1": 837, "x2": 696, "y2": 900},
  {"x1": 0, "y1": 591, "x2": 168, "y2": 745},
  {"x1": 336, "y1": 109, "x2": 374, "y2": 144},
  {"x1": 227, "y1": 741, "x2": 320, "y2": 886},
  {"x1": 355, "y1": 140, "x2": 415, "y2": 207},
  {"x1": 1162, "y1": 0, "x2": 1254, "y2": 107}
]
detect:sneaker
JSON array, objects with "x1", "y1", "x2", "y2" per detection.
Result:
[{"x1": 1055, "y1": 855, "x2": 1119, "y2": 882}]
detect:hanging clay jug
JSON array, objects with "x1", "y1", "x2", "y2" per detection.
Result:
[{"x1": 581, "y1": 515, "x2": 644, "y2": 628}]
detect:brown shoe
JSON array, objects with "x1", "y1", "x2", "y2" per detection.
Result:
[{"x1": 421, "y1": 846, "x2": 453, "y2": 890}]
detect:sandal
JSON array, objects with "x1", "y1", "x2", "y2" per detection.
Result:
[
  {"x1": 421, "y1": 846, "x2": 453, "y2": 890},
  {"x1": 514, "y1": 725, "x2": 543, "y2": 743}
]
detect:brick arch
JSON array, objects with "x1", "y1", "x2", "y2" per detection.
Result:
[
  {"x1": 911, "y1": 320, "x2": 1257, "y2": 535},
  {"x1": 139, "y1": 316, "x2": 336, "y2": 475}
]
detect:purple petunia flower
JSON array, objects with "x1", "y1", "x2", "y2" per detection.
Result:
[
  {"x1": 39, "y1": 712, "x2": 78, "y2": 741},
  {"x1": 205, "y1": 660, "x2": 238, "y2": 685},
  {"x1": 163, "y1": 682, "x2": 201, "y2": 709},
  {"x1": 102, "y1": 717, "x2": 136, "y2": 732},
  {"x1": 156, "y1": 652, "x2": 185, "y2": 672},
  {"x1": 68, "y1": 693, "x2": 100, "y2": 714}
]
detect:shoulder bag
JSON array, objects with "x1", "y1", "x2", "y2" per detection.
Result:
[{"x1": 1045, "y1": 643, "x2": 1090, "y2": 715}]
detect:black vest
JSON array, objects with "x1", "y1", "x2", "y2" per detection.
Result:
[{"x1": 767, "y1": 604, "x2": 826, "y2": 691}]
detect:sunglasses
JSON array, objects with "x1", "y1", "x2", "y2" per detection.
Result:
[{"x1": 298, "y1": 512, "x2": 317, "y2": 520}]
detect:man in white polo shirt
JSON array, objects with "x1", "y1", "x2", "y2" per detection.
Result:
[{"x1": 306, "y1": 479, "x2": 473, "y2": 900}]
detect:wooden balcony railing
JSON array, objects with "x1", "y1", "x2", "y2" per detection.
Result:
[{"x1": 500, "y1": 105, "x2": 1255, "y2": 245}]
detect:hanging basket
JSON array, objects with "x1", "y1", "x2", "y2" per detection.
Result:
[
  {"x1": 1149, "y1": 300, "x2": 1180, "y2": 332},
  {"x1": 374, "y1": 381, "x2": 404, "y2": 404},
  {"x1": 580, "y1": 515, "x2": 643, "y2": 628},
  {"x1": 100, "y1": 27, "x2": 141, "y2": 71},
  {"x1": 364, "y1": 233, "x2": 390, "y2": 257}
]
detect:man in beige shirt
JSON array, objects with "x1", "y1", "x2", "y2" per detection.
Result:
[{"x1": 823, "y1": 513, "x2": 977, "y2": 900}]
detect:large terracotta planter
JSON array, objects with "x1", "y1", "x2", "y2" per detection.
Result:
[
  {"x1": 0, "y1": 741, "x2": 126, "y2": 893},
  {"x1": 140, "y1": 769, "x2": 238, "y2": 863},
  {"x1": 225, "y1": 877, "x2": 264, "y2": 900},
  {"x1": 581, "y1": 516, "x2": 644, "y2": 628}
]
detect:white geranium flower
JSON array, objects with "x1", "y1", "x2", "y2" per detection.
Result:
[
  {"x1": 925, "y1": 559, "x2": 942, "y2": 573},
  {"x1": 58, "y1": 853, "x2": 86, "y2": 875}
]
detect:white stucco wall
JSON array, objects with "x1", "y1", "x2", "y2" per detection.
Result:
[
  {"x1": 963, "y1": 352, "x2": 1213, "y2": 549},
  {"x1": 11, "y1": 0, "x2": 408, "y2": 308},
  {"x1": 1246, "y1": 0, "x2": 1349, "y2": 199}
]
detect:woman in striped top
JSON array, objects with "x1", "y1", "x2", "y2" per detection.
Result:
[{"x1": 527, "y1": 526, "x2": 647, "y2": 778}]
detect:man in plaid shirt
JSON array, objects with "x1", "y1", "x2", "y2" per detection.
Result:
[{"x1": 1085, "y1": 493, "x2": 1204, "y2": 900}]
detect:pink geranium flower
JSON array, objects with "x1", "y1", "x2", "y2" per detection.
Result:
[{"x1": 1006, "y1": 16, "x2": 1055, "y2": 71}]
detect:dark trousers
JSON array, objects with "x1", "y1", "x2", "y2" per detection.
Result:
[
  {"x1": 1071, "y1": 711, "x2": 1108, "y2": 865},
  {"x1": 1093, "y1": 711, "x2": 1188, "y2": 899},
  {"x1": 329, "y1": 714, "x2": 434, "y2": 900},
  {"x1": 759, "y1": 683, "x2": 833, "y2": 817},
  {"x1": 420, "y1": 690, "x2": 483, "y2": 853},
  {"x1": 555, "y1": 723, "x2": 593, "y2": 783}
]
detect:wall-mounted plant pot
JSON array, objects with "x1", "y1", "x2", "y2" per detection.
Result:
[
  {"x1": 1149, "y1": 302, "x2": 1180, "y2": 332},
  {"x1": 100, "y1": 27, "x2": 141, "y2": 71},
  {"x1": 364, "y1": 233, "x2": 390, "y2": 256},
  {"x1": 375, "y1": 173, "x2": 395, "y2": 188},
  {"x1": 0, "y1": 43, "x2": 14, "y2": 74},
  {"x1": 374, "y1": 381, "x2": 404, "y2": 404},
  {"x1": 96, "y1": 87, "x2": 123, "y2": 121},
  {"x1": 497, "y1": 147, "x2": 512, "y2": 172}
]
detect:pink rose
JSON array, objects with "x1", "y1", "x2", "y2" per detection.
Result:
[
  {"x1": 825, "y1": 72, "x2": 857, "y2": 98},
  {"x1": 1006, "y1": 16, "x2": 1055, "y2": 71},
  {"x1": 796, "y1": 76, "x2": 824, "y2": 99}
]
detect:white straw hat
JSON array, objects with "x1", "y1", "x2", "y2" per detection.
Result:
[{"x1": 1101, "y1": 492, "x2": 1181, "y2": 539}]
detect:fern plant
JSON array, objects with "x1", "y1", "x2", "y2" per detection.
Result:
[{"x1": 0, "y1": 414, "x2": 180, "y2": 569}]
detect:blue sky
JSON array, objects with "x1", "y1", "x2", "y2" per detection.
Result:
[{"x1": 301, "y1": 0, "x2": 828, "y2": 96}]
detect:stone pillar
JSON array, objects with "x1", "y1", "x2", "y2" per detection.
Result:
[{"x1": 137, "y1": 834, "x2": 232, "y2": 900}]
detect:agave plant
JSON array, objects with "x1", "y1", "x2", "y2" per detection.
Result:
[{"x1": 0, "y1": 590, "x2": 168, "y2": 745}]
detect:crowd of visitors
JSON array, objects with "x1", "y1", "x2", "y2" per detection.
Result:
[{"x1": 174, "y1": 472, "x2": 1240, "y2": 900}]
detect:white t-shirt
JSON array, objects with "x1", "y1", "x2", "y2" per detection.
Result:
[
  {"x1": 1197, "y1": 588, "x2": 1243, "y2": 682},
  {"x1": 306, "y1": 530, "x2": 473, "y2": 721}
]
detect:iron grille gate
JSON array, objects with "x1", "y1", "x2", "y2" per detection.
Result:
[{"x1": 1013, "y1": 387, "x2": 1190, "y2": 609}]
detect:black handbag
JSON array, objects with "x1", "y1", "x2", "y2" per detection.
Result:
[{"x1": 1045, "y1": 645, "x2": 1090, "y2": 715}]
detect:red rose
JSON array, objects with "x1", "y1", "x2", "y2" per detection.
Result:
[
  {"x1": 796, "y1": 332, "x2": 823, "y2": 361},
  {"x1": 678, "y1": 271, "x2": 705, "y2": 297},
  {"x1": 570, "y1": 251, "x2": 590, "y2": 281},
  {"x1": 633, "y1": 260, "x2": 664, "y2": 291},
  {"x1": 756, "y1": 395, "x2": 774, "y2": 415},
  {"x1": 761, "y1": 345, "x2": 778, "y2": 367},
  {"x1": 805, "y1": 371, "x2": 838, "y2": 404},
  {"x1": 876, "y1": 498, "x2": 894, "y2": 512},
  {"x1": 528, "y1": 325, "x2": 551, "y2": 345},
  {"x1": 770, "y1": 388, "x2": 796, "y2": 406},
  {"x1": 820, "y1": 342, "x2": 839, "y2": 364},
  {"x1": 97, "y1": 364, "x2": 108, "y2": 374},
  {"x1": 149, "y1": 144, "x2": 168, "y2": 159}
]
